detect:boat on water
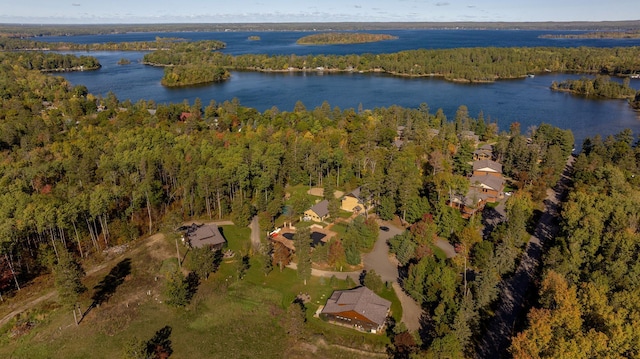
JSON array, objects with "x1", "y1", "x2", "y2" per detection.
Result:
[
  {"x1": 526, "y1": 74, "x2": 535, "y2": 78},
  {"x1": 631, "y1": 74, "x2": 640, "y2": 79}
]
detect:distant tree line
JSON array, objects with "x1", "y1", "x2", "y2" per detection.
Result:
[
  {"x1": 2, "y1": 21, "x2": 640, "y2": 37},
  {"x1": 540, "y1": 30, "x2": 640, "y2": 39},
  {"x1": 0, "y1": 37, "x2": 225, "y2": 52}
]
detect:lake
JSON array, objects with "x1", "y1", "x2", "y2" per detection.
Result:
[{"x1": 42, "y1": 30, "x2": 640, "y2": 145}]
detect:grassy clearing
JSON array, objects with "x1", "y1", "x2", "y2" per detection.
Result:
[
  {"x1": 0, "y1": 230, "x2": 394, "y2": 358},
  {"x1": 218, "y1": 224, "x2": 252, "y2": 253}
]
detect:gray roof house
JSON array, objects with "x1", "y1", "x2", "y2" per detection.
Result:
[
  {"x1": 304, "y1": 199, "x2": 330, "y2": 222},
  {"x1": 320, "y1": 286, "x2": 391, "y2": 333},
  {"x1": 185, "y1": 223, "x2": 226, "y2": 250},
  {"x1": 472, "y1": 159, "x2": 503, "y2": 176}
]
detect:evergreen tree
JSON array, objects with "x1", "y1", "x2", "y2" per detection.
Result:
[
  {"x1": 294, "y1": 227, "x2": 312, "y2": 284},
  {"x1": 164, "y1": 269, "x2": 188, "y2": 307},
  {"x1": 362, "y1": 270, "x2": 384, "y2": 293},
  {"x1": 54, "y1": 250, "x2": 86, "y2": 325}
]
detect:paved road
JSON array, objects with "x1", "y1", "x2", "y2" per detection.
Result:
[
  {"x1": 365, "y1": 221, "x2": 422, "y2": 331},
  {"x1": 478, "y1": 156, "x2": 574, "y2": 358},
  {"x1": 363, "y1": 223, "x2": 402, "y2": 283}
]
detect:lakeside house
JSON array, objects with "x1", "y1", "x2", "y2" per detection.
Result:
[{"x1": 320, "y1": 286, "x2": 391, "y2": 333}]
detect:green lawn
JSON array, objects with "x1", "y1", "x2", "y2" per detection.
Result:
[{"x1": 219, "y1": 224, "x2": 251, "y2": 252}]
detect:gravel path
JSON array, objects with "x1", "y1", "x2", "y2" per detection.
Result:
[
  {"x1": 249, "y1": 215, "x2": 261, "y2": 251},
  {"x1": 477, "y1": 156, "x2": 574, "y2": 358}
]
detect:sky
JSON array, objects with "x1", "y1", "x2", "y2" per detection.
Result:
[{"x1": 1, "y1": 0, "x2": 639, "y2": 24}]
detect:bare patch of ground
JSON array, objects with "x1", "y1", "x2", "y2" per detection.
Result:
[{"x1": 307, "y1": 188, "x2": 344, "y2": 198}]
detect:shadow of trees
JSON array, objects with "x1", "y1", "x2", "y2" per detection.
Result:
[
  {"x1": 79, "y1": 258, "x2": 131, "y2": 322},
  {"x1": 147, "y1": 325, "x2": 173, "y2": 359},
  {"x1": 124, "y1": 325, "x2": 174, "y2": 359},
  {"x1": 185, "y1": 271, "x2": 199, "y2": 302},
  {"x1": 91, "y1": 258, "x2": 132, "y2": 307}
]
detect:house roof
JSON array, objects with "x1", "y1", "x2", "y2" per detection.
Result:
[
  {"x1": 345, "y1": 187, "x2": 362, "y2": 199},
  {"x1": 186, "y1": 224, "x2": 225, "y2": 249},
  {"x1": 473, "y1": 144, "x2": 493, "y2": 156},
  {"x1": 308, "y1": 199, "x2": 329, "y2": 218},
  {"x1": 470, "y1": 175, "x2": 505, "y2": 191},
  {"x1": 321, "y1": 286, "x2": 391, "y2": 326},
  {"x1": 451, "y1": 188, "x2": 491, "y2": 207},
  {"x1": 473, "y1": 159, "x2": 502, "y2": 174}
]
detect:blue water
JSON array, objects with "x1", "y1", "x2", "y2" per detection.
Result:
[{"x1": 43, "y1": 30, "x2": 640, "y2": 145}]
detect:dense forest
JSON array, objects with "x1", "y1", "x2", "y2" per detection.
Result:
[
  {"x1": 296, "y1": 32, "x2": 398, "y2": 45},
  {"x1": 141, "y1": 45, "x2": 640, "y2": 86},
  {"x1": 511, "y1": 130, "x2": 640, "y2": 358},
  {"x1": 551, "y1": 75, "x2": 638, "y2": 100}
]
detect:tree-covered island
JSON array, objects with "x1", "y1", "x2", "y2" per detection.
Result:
[
  {"x1": 296, "y1": 32, "x2": 398, "y2": 45},
  {"x1": 551, "y1": 75, "x2": 638, "y2": 100}
]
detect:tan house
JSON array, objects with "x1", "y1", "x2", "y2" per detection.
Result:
[
  {"x1": 320, "y1": 286, "x2": 391, "y2": 333},
  {"x1": 472, "y1": 159, "x2": 503, "y2": 177},
  {"x1": 340, "y1": 187, "x2": 372, "y2": 213},
  {"x1": 304, "y1": 199, "x2": 330, "y2": 222}
]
